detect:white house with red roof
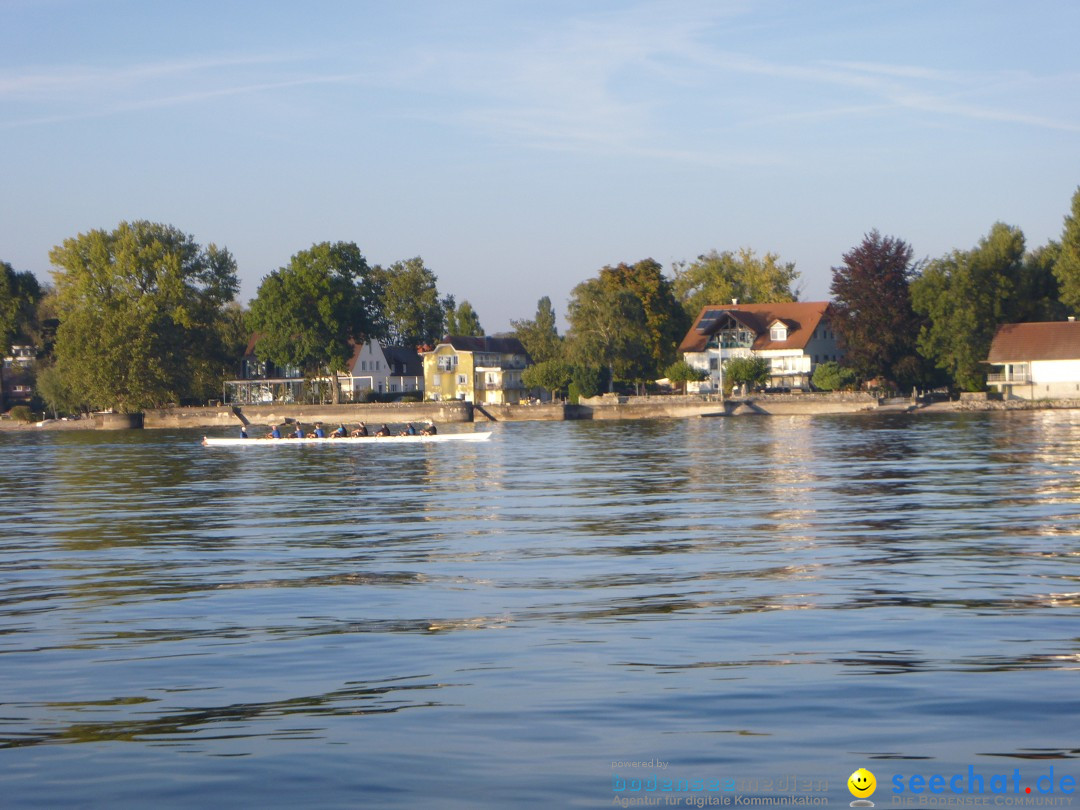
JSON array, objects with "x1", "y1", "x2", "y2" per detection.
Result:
[
  {"x1": 678, "y1": 302, "x2": 844, "y2": 392},
  {"x1": 986, "y1": 319, "x2": 1080, "y2": 400}
]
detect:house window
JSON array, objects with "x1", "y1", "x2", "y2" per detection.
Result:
[
  {"x1": 361, "y1": 360, "x2": 367, "y2": 371},
  {"x1": 709, "y1": 358, "x2": 718, "y2": 370},
  {"x1": 433, "y1": 373, "x2": 441, "y2": 386},
  {"x1": 457, "y1": 374, "x2": 467, "y2": 385},
  {"x1": 770, "y1": 324, "x2": 787, "y2": 341}
]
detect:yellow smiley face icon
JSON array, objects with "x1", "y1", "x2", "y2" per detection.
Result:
[{"x1": 848, "y1": 768, "x2": 876, "y2": 798}]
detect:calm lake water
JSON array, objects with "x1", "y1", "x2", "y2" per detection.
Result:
[{"x1": 1, "y1": 412, "x2": 1079, "y2": 808}]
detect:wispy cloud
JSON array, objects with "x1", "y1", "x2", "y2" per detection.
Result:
[
  {"x1": 372, "y1": 3, "x2": 1080, "y2": 166},
  {"x1": 0, "y1": 52, "x2": 370, "y2": 129}
]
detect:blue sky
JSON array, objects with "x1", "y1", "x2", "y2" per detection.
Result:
[{"x1": 2, "y1": 0, "x2": 1078, "y2": 332}]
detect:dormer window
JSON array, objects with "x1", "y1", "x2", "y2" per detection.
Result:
[{"x1": 769, "y1": 321, "x2": 788, "y2": 342}]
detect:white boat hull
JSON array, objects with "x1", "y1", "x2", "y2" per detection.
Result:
[{"x1": 202, "y1": 432, "x2": 491, "y2": 447}]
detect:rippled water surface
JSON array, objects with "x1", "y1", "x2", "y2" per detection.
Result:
[{"x1": 2, "y1": 413, "x2": 1079, "y2": 807}]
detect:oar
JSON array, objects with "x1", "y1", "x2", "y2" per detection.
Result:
[{"x1": 231, "y1": 406, "x2": 251, "y2": 426}]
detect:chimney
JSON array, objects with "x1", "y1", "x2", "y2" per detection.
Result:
[
  {"x1": 731, "y1": 298, "x2": 738, "y2": 305},
  {"x1": 1070, "y1": 317, "x2": 1076, "y2": 322}
]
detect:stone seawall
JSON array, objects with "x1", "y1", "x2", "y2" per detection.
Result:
[
  {"x1": 144, "y1": 401, "x2": 473, "y2": 429},
  {"x1": 16, "y1": 393, "x2": 1080, "y2": 432},
  {"x1": 574, "y1": 392, "x2": 879, "y2": 419},
  {"x1": 143, "y1": 394, "x2": 883, "y2": 428}
]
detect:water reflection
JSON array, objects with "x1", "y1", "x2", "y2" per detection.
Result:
[{"x1": 1, "y1": 412, "x2": 1079, "y2": 806}]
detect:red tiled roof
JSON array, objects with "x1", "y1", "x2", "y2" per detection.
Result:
[
  {"x1": 678, "y1": 302, "x2": 832, "y2": 353},
  {"x1": 987, "y1": 321, "x2": 1080, "y2": 362}
]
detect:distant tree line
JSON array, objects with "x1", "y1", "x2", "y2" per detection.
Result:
[{"x1": 3, "y1": 187, "x2": 1080, "y2": 413}]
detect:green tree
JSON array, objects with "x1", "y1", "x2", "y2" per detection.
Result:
[
  {"x1": 445, "y1": 300, "x2": 484, "y2": 336},
  {"x1": 830, "y1": 231, "x2": 926, "y2": 388},
  {"x1": 49, "y1": 221, "x2": 239, "y2": 412},
  {"x1": 511, "y1": 296, "x2": 563, "y2": 363},
  {"x1": 565, "y1": 259, "x2": 684, "y2": 392},
  {"x1": 1053, "y1": 187, "x2": 1080, "y2": 312},
  {"x1": 565, "y1": 275, "x2": 648, "y2": 391},
  {"x1": 376, "y1": 257, "x2": 454, "y2": 347},
  {"x1": 724, "y1": 356, "x2": 770, "y2": 393},
  {"x1": 570, "y1": 365, "x2": 606, "y2": 400},
  {"x1": 603, "y1": 259, "x2": 686, "y2": 374},
  {"x1": 673, "y1": 248, "x2": 800, "y2": 318},
  {"x1": 522, "y1": 358, "x2": 572, "y2": 400},
  {"x1": 664, "y1": 359, "x2": 705, "y2": 394},
  {"x1": 35, "y1": 361, "x2": 86, "y2": 416},
  {"x1": 0, "y1": 261, "x2": 43, "y2": 352},
  {"x1": 811, "y1": 361, "x2": 857, "y2": 391},
  {"x1": 911, "y1": 223, "x2": 1027, "y2": 391},
  {"x1": 248, "y1": 241, "x2": 385, "y2": 404},
  {"x1": 1015, "y1": 242, "x2": 1065, "y2": 323}
]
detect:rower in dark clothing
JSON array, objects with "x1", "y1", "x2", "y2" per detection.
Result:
[
  {"x1": 374, "y1": 423, "x2": 391, "y2": 437},
  {"x1": 351, "y1": 422, "x2": 369, "y2": 437},
  {"x1": 420, "y1": 421, "x2": 437, "y2": 436}
]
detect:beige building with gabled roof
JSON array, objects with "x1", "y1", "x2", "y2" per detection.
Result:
[
  {"x1": 678, "y1": 302, "x2": 844, "y2": 392},
  {"x1": 986, "y1": 320, "x2": 1080, "y2": 400}
]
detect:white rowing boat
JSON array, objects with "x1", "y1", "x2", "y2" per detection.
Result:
[{"x1": 202, "y1": 432, "x2": 491, "y2": 447}]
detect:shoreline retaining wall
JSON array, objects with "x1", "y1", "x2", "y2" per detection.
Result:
[{"x1": 144, "y1": 401, "x2": 473, "y2": 429}]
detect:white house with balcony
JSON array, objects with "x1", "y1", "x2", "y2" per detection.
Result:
[
  {"x1": 678, "y1": 302, "x2": 844, "y2": 392},
  {"x1": 986, "y1": 320, "x2": 1080, "y2": 400},
  {"x1": 226, "y1": 337, "x2": 422, "y2": 404}
]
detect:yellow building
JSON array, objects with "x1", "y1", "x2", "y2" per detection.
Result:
[{"x1": 423, "y1": 336, "x2": 530, "y2": 404}]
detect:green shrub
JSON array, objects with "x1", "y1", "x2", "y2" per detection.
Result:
[
  {"x1": 664, "y1": 360, "x2": 705, "y2": 393},
  {"x1": 8, "y1": 405, "x2": 33, "y2": 423},
  {"x1": 812, "y1": 361, "x2": 857, "y2": 391},
  {"x1": 724, "y1": 356, "x2": 770, "y2": 391}
]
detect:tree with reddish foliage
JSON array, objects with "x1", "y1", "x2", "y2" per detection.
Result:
[{"x1": 830, "y1": 231, "x2": 927, "y2": 389}]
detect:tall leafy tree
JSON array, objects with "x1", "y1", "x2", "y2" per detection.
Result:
[
  {"x1": 511, "y1": 296, "x2": 562, "y2": 363},
  {"x1": 1015, "y1": 242, "x2": 1065, "y2": 323},
  {"x1": 1052, "y1": 187, "x2": 1080, "y2": 313},
  {"x1": 911, "y1": 223, "x2": 1027, "y2": 391},
  {"x1": 565, "y1": 258, "x2": 684, "y2": 391},
  {"x1": 247, "y1": 241, "x2": 386, "y2": 404},
  {"x1": 673, "y1": 248, "x2": 800, "y2": 318},
  {"x1": 445, "y1": 300, "x2": 484, "y2": 336},
  {"x1": 49, "y1": 221, "x2": 238, "y2": 412},
  {"x1": 0, "y1": 261, "x2": 42, "y2": 352},
  {"x1": 830, "y1": 231, "x2": 925, "y2": 388},
  {"x1": 565, "y1": 275, "x2": 647, "y2": 391},
  {"x1": 602, "y1": 259, "x2": 687, "y2": 374},
  {"x1": 376, "y1": 257, "x2": 454, "y2": 347}
]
